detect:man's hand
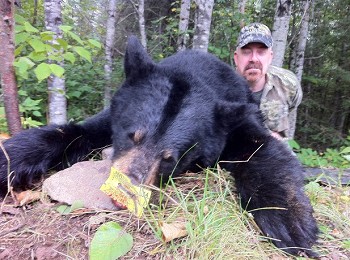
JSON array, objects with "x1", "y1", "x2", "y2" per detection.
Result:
[{"x1": 271, "y1": 131, "x2": 283, "y2": 140}]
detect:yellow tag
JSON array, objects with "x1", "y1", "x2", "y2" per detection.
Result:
[{"x1": 100, "y1": 167, "x2": 151, "y2": 217}]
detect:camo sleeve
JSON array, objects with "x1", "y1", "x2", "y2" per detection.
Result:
[
  {"x1": 263, "y1": 66, "x2": 303, "y2": 139},
  {"x1": 287, "y1": 75, "x2": 302, "y2": 139}
]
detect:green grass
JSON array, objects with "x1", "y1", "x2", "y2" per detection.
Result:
[
  {"x1": 136, "y1": 167, "x2": 350, "y2": 259},
  {"x1": 142, "y1": 168, "x2": 295, "y2": 259}
]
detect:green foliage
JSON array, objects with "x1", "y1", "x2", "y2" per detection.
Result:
[
  {"x1": 19, "y1": 92, "x2": 44, "y2": 128},
  {"x1": 89, "y1": 221, "x2": 133, "y2": 260},
  {"x1": 0, "y1": 107, "x2": 8, "y2": 133},
  {"x1": 9, "y1": 14, "x2": 104, "y2": 129},
  {"x1": 304, "y1": 181, "x2": 328, "y2": 205},
  {"x1": 56, "y1": 201, "x2": 84, "y2": 215},
  {"x1": 14, "y1": 15, "x2": 101, "y2": 82},
  {"x1": 289, "y1": 139, "x2": 350, "y2": 168},
  {"x1": 209, "y1": 0, "x2": 242, "y2": 62}
]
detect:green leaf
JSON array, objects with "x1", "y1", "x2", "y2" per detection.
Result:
[
  {"x1": 14, "y1": 45, "x2": 24, "y2": 56},
  {"x1": 33, "y1": 111, "x2": 42, "y2": 117},
  {"x1": 288, "y1": 139, "x2": 300, "y2": 150},
  {"x1": 15, "y1": 25, "x2": 25, "y2": 33},
  {"x1": 68, "y1": 31, "x2": 84, "y2": 45},
  {"x1": 56, "y1": 205, "x2": 70, "y2": 214},
  {"x1": 343, "y1": 240, "x2": 350, "y2": 249},
  {"x1": 29, "y1": 39, "x2": 46, "y2": 52},
  {"x1": 14, "y1": 57, "x2": 35, "y2": 79},
  {"x1": 15, "y1": 32, "x2": 30, "y2": 45},
  {"x1": 88, "y1": 39, "x2": 102, "y2": 49},
  {"x1": 59, "y1": 25, "x2": 73, "y2": 32},
  {"x1": 56, "y1": 39, "x2": 69, "y2": 50},
  {"x1": 70, "y1": 90, "x2": 82, "y2": 98},
  {"x1": 63, "y1": 52, "x2": 76, "y2": 64},
  {"x1": 56, "y1": 201, "x2": 84, "y2": 215},
  {"x1": 49, "y1": 64, "x2": 65, "y2": 77},
  {"x1": 24, "y1": 22, "x2": 39, "y2": 33},
  {"x1": 41, "y1": 34, "x2": 54, "y2": 41},
  {"x1": 15, "y1": 14, "x2": 27, "y2": 24},
  {"x1": 40, "y1": 31, "x2": 55, "y2": 41},
  {"x1": 18, "y1": 57, "x2": 35, "y2": 68},
  {"x1": 70, "y1": 200, "x2": 84, "y2": 211},
  {"x1": 340, "y1": 147, "x2": 350, "y2": 154},
  {"x1": 89, "y1": 222, "x2": 133, "y2": 260},
  {"x1": 28, "y1": 52, "x2": 47, "y2": 62},
  {"x1": 34, "y1": 63, "x2": 51, "y2": 82},
  {"x1": 74, "y1": 47, "x2": 91, "y2": 63},
  {"x1": 343, "y1": 155, "x2": 350, "y2": 161},
  {"x1": 47, "y1": 54, "x2": 63, "y2": 62}
]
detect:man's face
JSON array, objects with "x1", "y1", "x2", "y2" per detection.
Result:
[{"x1": 234, "y1": 42, "x2": 273, "y2": 85}]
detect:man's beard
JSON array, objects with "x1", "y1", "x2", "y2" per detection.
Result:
[
  {"x1": 244, "y1": 62, "x2": 263, "y2": 83},
  {"x1": 245, "y1": 62, "x2": 262, "y2": 71}
]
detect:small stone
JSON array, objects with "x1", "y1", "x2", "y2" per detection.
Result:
[{"x1": 42, "y1": 160, "x2": 118, "y2": 210}]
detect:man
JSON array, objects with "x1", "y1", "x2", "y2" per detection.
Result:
[{"x1": 234, "y1": 23, "x2": 302, "y2": 141}]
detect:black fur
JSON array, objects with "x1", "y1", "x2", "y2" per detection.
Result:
[{"x1": 0, "y1": 36, "x2": 318, "y2": 256}]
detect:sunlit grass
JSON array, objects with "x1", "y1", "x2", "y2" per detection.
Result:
[{"x1": 143, "y1": 168, "x2": 293, "y2": 259}]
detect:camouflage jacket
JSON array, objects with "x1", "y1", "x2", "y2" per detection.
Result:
[{"x1": 259, "y1": 66, "x2": 302, "y2": 139}]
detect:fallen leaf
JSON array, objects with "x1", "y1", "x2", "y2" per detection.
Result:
[
  {"x1": 89, "y1": 221, "x2": 133, "y2": 260},
  {"x1": 160, "y1": 220, "x2": 188, "y2": 242},
  {"x1": 13, "y1": 190, "x2": 41, "y2": 206}
]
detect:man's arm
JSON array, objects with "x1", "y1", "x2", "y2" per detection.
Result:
[{"x1": 287, "y1": 80, "x2": 303, "y2": 139}]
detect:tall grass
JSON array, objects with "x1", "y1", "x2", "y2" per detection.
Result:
[{"x1": 143, "y1": 168, "x2": 292, "y2": 259}]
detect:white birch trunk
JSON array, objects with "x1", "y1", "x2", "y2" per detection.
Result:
[
  {"x1": 290, "y1": 0, "x2": 313, "y2": 82},
  {"x1": 192, "y1": 0, "x2": 214, "y2": 52},
  {"x1": 238, "y1": 0, "x2": 248, "y2": 13},
  {"x1": 44, "y1": 0, "x2": 67, "y2": 124},
  {"x1": 104, "y1": 0, "x2": 117, "y2": 108},
  {"x1": 271, "y1": 0, "x2": 292, "y2": 67},
  {"x1": 137, "y1": 0, "x2": 147, "y2": 48},
  {"x1": 177, "y1": 0, "x2": 191, "y2": 51},
  {"x1": 238, "y1": 0, "x2": 248, "y2": 26}
]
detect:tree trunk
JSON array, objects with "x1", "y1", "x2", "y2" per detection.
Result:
[
  {"x1": 104, "y1": 0, "x2": 117, "y2": 108},
  {"x1": 238, "y1": 0, "x2": 248, "y2": 27},
  {"x1": 271, "y1": 0, "x2": 292, "y2": 67},
  {"x1": 33, "y1": 0, "x2": 38, "y2": 25},
  {"x1": 192, "y1": 0, "x2": 214, "y2": 52},
  {"x1": 0, "y1": 0, "x2": 22, "y2": 135},
  {"x1": 290, "y1": 0, "x2": 313, "y2": 82},
  {"x1": 137, "y1": 0, "x2": 147, "y2": 48},
  {"x1": 177, "y1": 0, "x2": 191, "y2": 51},
  {"x1": 44, "y1": 0, "x2": 67, "y2": 124}
]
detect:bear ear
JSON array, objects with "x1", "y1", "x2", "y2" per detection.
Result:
[{"x1": 124, "y1": 35, "x2": 155, "y2": 79}]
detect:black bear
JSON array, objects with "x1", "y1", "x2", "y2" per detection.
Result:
[{"x1": 0, "y1": 36, "x2": 317, "y2": 256}]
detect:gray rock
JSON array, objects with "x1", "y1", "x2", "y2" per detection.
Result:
[
  {"x1": 102, "y1": 147, "x2": 114, "y2": 160},
  {"x1": 304, "y1": 167, "x2": 350, "y2": 186},
  {"x1": 42, "y1": 160, "x2": 118, "y2": 210}
]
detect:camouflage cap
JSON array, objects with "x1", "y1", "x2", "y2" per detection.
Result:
[{"x1": 237, "y1": 23, "x2": 273, "y2": 48}]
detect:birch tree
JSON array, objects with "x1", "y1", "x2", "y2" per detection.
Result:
[
  {"x1": 238, "y1": 0, "x2": 248, "y2": 27},
  {"x1": 177, "y1": 0, "x2": 191, "y2": 51},
  {"x1": 137, "y1": 0, "x2": 146, "y2": 48},
  {"x1": 0, "y1": 0, "x2": 22, "y2": 134},
  {"x1": 104, "y1": 0, "x2": 117, "y2": 108},
  {"x1": 129, "y1": 0, "x2": 146, "y2": 48},
  {"x1": 44, "y1": 0, "x2": 66, "y2": 124},
  {"x1": 192, "y1": 0, "x2": 214, "y2": 52},
  {"x1": 290, "y1": 0, "x2": 313, "y2": 82},
  {"x1": 271, "y1": 0, "x2": 292, "y2": 67}
]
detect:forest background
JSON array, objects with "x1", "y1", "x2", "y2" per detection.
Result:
[{"x1": 0, "y1": 0, "x2": 350, "y2": 163}]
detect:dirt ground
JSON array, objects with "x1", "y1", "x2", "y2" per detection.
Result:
[
  {"x1": 1, "y1": 177, "x2": 350, "y2": 260},
  {"x1": 0, "y1": 195, "x2": 162, "y2": 260}
]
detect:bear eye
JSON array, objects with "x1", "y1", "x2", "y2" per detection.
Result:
[
  {"x1": 162, "y1": 149, "x2": 175, "y2": 162},
  {"x1": 128, "y1": 129, "x2": 145, "y2": 144}
]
